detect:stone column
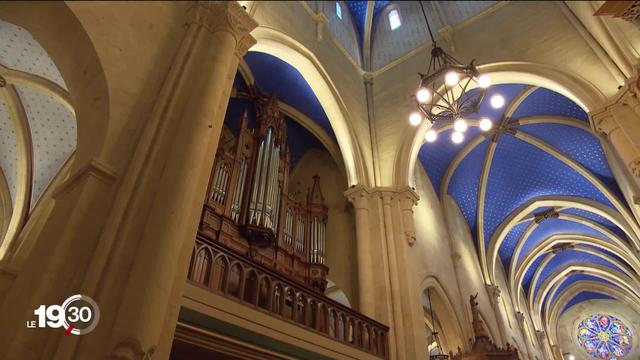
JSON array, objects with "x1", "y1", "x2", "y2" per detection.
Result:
[
  {"x1": 536, "y1": 329, "x2": 555, "y2": 360},
  {"x1": 346, "y1": 186, "x2": 427, "y2": 359},
  {"x1": 0, "y1": 2, "x2": 257, "y2": 360},
  {"x1": 102, "y1": 3, "x2": 257, "y2": 359},
  {"x1": 516, "y1": 312, "x2": 534, "y2": 360},
  {"x1": 345, "y1": 186, "x2": 376, "y2": 318},
  {"x1": 486, "y1": 284, "x2": 508, "y2": 347}
]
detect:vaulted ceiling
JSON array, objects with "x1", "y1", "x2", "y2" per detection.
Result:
[
  {"x1": 418, "y1": 83, "x2": 640, "y2": 330},
  {"x1": 328, "y1": 1, "x2": 499, "y2": 70},
  {"x1": 0, "y1": 20, "x2": 76, "y2": 247}
]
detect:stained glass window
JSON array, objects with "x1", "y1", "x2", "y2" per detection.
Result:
[
  {"x1": 577, "y1": 314, "x2": 633, "y2": 359},
  {"x1": 336, "y1": 2, "x2": 342, "y2": 20}
]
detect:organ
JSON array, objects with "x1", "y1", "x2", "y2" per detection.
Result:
[{"x1": 198, "y1": 88, "x2": 329, "y2": 293}]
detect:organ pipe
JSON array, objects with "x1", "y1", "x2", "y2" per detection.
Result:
[{"x1": 203, "y1": 91, "x2": 329, "y2": 292}]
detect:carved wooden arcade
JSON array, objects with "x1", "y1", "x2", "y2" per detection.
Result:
[{"x1": 198, "y1": 89, "x2": 329, "y2": 293}]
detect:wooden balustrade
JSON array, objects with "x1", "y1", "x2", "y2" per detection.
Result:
[{"x1": 188, "y1": 236, "x2": 389, "y2": 358}]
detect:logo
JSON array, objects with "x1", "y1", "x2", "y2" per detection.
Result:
[{"x1": 28, "y1": 294, "x2": 100, "y2": 335}]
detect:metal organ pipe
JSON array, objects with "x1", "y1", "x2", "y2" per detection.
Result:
[
  {"x1": 231, "y1": 158, "x2": 248, "y2": 222},
  {"x1": 249, "y1": 139, "x2": 265, "y2": 223}
]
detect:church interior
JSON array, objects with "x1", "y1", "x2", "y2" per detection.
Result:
[{"x1": 1, "y1": 1, "x2": 640, "y2": 359}]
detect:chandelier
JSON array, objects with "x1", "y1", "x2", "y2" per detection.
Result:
[{"x1": 410, "y1": 1, "x2": 504, "y2": 144}]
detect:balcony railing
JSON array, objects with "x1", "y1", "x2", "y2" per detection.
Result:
[{"x1": 188, "y1": 237, "x2": 389, "y2": 358}]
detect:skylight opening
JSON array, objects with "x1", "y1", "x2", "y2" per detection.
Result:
[
  {"x1": 336, "y1": 2, "x2": 342, "y2": 20},
  {"x1": 389, "y1": 9, "x2": 401, "y2": 30}
]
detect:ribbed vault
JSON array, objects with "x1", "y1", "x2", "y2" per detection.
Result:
[
  {"x1": 0, "y1": 20, "x2": 76, "y2": 258},
  {"x1": 417, "y1": 83, "x2": 640, "y2": 344}
]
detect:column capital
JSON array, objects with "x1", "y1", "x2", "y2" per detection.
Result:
[
  {"x1": 187, "y1": 1, "x2": 257, "y2": 57},
  {"x1": 592, "y1": 111, "x2": 620, "y2": 136},
  {"x1": 344, "y1": 185, "x2": 373, "y2": 210}
]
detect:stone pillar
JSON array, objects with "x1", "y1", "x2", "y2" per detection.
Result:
[
  {"x1": 345, "y1": 186, "x2": 427, "y2": 359},
  {"x1": 0, "y1": 2, "x2": 256, "y2": 360},
  {"x1": 486, "y1": 284, "x2": 507, "y2": 347},
  {"x1": 536, "y1": 329, "x2": 555, "y2": 360},
  {"x1": 345, "y1": 187, "x2": 376, "y2": 318},
  {"x1": 516, "y1": 312, "x2": 534, "y2": 359},
  {"x1": 103, "y1": 3, "x2": 257, "y2": 359}
]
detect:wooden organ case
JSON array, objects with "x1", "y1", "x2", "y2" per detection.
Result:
[{"x1": 199, "y1": 91, "x2": 329, "y2": 293}]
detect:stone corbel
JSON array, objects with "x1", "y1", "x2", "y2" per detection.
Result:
[
  {"x1": 486, "y1": 284, "x2": 501, "y2": 308},
  {"x1": 516, "y1": 311, "x2": 525, "y2": 325},
  {"x1": 393, "y1": 187, "x2": 419, "y2": 246}
]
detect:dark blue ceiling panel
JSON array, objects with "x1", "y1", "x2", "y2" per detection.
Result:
[
  {"x1": 467, "y1": 84, "x2": 526, "y2": 122},
  {"x1": 523, "y1": 255, "x2": 545, "y2": 295},
  {"x1": 419, "y1": 127, "x2": 482, "y2": 196},
  {"x1": 285, "y1": 116, "x2": 325, "y2": 170},
  {"x1": 483, "y1": 134, "x2": 613, "y2": 246},
  {"x1": 563, "y1": 292, "x2": 615, "y2": 313},
  {"x1": 552, "y1": 273, "x2": 618, "y2": 305},
  {"x1": 560, "y1": 208, "x2": 628, "y2": 240},
  {"x1": 499, "y1": 221, "x2": 531, "y2": 268},
  {"x1": 224, "y1": 97, "x2": 256, "y2": 135},
  {"x1": 447, "y1": 138, "x2": 489, "y2": 232},
  {"x1": 517, "y1": 218, "x2": 612, "y2": 266},
  {"x1": 345, "y1": 1, "x2": 368, "y2": 41},
  {"x1": 244, "y1": 51, "x2": 335, "y2": 139},
  {"x1": 510, "y1": 87, "x2": 588, "y2": 122},
  {"x1": 532, "y1": 250, "x2": 623, "y2": 300},
  {"x1": 233, "y1": 71, "x2": 248, "y2": 92},
  {"x1": 344, "y1": 1, "x2": 391, "y2": 43},
  {"x1": 518, "y1": 123, "x2": 622, "y2": 198}
]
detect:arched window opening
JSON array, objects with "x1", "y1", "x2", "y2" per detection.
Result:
[
  {"x1": 243, "y1": 271, "x2": 258, "y2": 304},
  {"x1": 273, "y1": 284, "x2": 283, "y2": 315},
  {"x1": 191, "y1": 249, "x2": 212, "y2": 285},
  {"x1": 258, "y1": 277, "x2": 271, "y2": 310},
  {"x1": 309, "y1": 300, "x2": 318, "y2": 329},
  {"x1": 211, "y1": 256, "x2": 228, "y2": 291},
  {"x1": 227, "y1": 263, "x2": 243, "y2": 298},
  {"x1": 283, "y1": 288, "x2": 294, "y2": 319},
  {"x1": 296, "y1": 293, "x2": 306, "y2": 324}
]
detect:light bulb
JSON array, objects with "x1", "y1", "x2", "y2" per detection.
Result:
[
  {"x1": 454, "y1": 118, "x2": 468, "y2": 132},
  {"x1": 451, "y1": 131, "x2": 464, "y2": 144},
  {"x1": 478, "y1": 74, "x2": 491, "y2": 88},
  {"x1": 425, "y1": 129, "x2": 437, "y2": 143},
  {"x1": 409, "y1": 112, "x2": 422, "y2": 126},
  {"x1": 568, "y1": 356, "x2": 575, "y2": 360},
  {"x1": 479, "y1": 117, "x2": 493, "y2": 131},
  {"x1": 445, "y1": 71, "x2": 459, "y2": 86},
  {"x1": 490, "y1": 94, "x2": 505, "y2": 108},
  {"x1": 416, "y1": 88, "x2": 431, "y2": 103}
]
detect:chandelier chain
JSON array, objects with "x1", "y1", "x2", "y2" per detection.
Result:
[{"x1": 419, "y1": 1, "x2": 436, "y2": 45}]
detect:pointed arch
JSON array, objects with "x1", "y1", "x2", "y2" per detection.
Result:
[{"x1": 250, "y1": 26, "x2": 369, "y2": 186}]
